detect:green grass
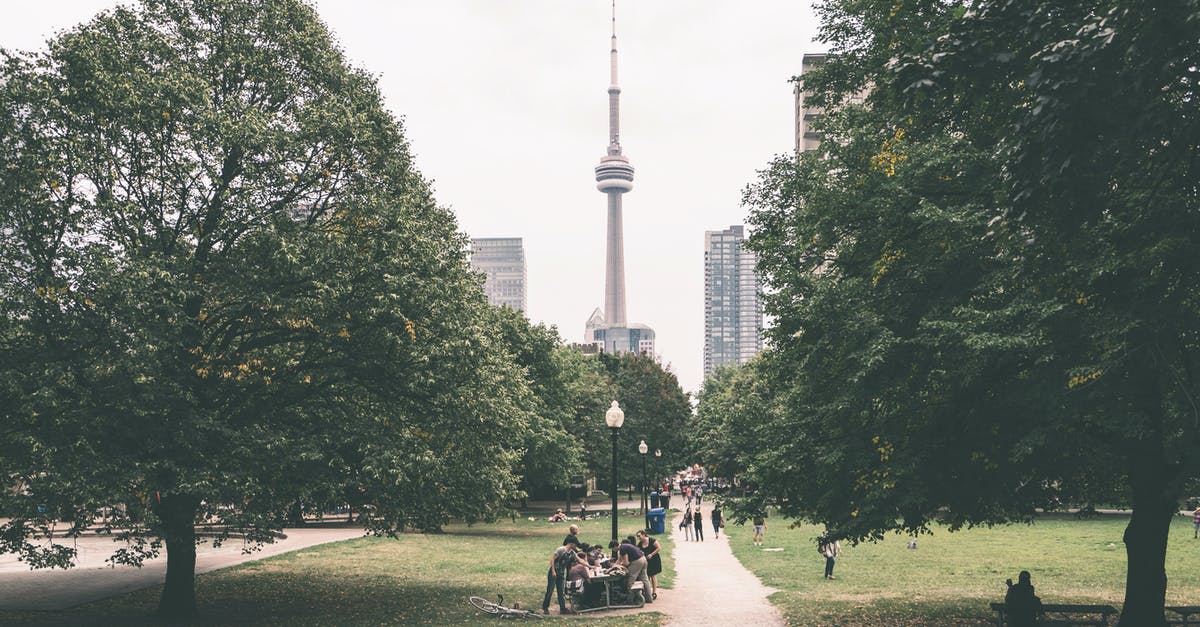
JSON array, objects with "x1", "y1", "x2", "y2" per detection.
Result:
[
  {"x1": 725, "y1": 512, "x2": 1200, "y2": 626},
  {"x1": 2, "y1": 514, "x2": 667, "y2": 626}
]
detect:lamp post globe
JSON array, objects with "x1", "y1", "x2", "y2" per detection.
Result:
[
  {"x1": 654, "y1": 448, "x2": 662, "y2": 495},
  {"x1": 606, "y1": 401, "x2": 624, "y2": 542}
]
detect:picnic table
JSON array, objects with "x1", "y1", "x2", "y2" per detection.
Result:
[
  {"x1": 568, "y1": 570, "x2": 645, "y2": 614},
  {"x1": 989, "y1": 602, "x2": 1119, "y2": 626}
]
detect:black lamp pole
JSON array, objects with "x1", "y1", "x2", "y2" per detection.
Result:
[
  {"x1": 605, "y1": 401, "x2": 625, "y2": 543},
  {"x1": 610, "y1": 427, "x2": 619, "y2": 542},
  {"x1": 641, "y1": 450, "x2": 648, "y2": 530}
]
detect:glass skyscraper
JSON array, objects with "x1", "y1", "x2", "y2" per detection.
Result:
[
  {"x1": 470, "y1": 238, "x2": 527, "y2": 312},
  {"x1": 704, "y1": 225, "x2": 762, "y2": 378}
]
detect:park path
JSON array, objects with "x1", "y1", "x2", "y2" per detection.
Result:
[
  {"x1": 0, "y1": 527, "x2": 363, "y2": 611},
  {"x1": 650, "y1": 499, "x2": 785, "y2": 627}
]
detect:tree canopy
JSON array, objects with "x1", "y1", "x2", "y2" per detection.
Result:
[
  {"x1": 0, "y1": 0, "x2": 533, "y2": 616},
  {"x1": 719, "y1": 1, "x2": 1200, "y2": 624}
]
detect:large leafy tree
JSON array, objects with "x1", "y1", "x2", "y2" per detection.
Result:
[
  {"x1": 0, "y1": 0, "x2": 528, "y2": 617},
  {"x1": 582, "y1": 353, "x2": 692, "y2": 493},
  {"x1": 739, "y1": 0, "x2": 1199, "y2": 623}
]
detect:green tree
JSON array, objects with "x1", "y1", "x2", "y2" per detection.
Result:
[
  {"x1": 741, "y1": 1, "x2": 1200, "y2": 623},
  {"x1": 0, "y1": 0, "x2": 528, "y2": 617},
  {"x1": 583, "y1": 353, "x2": 691, "y2": 495}
]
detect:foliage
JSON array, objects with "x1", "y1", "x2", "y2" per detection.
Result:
[
  {"x1": 0, "y1": 0, "x2": 533, "y2": 616},
  {"x1": 583, "y1": 353, "x2": 692, "y2": 491},
  {"x1": 731, "y1": 0, "x2": 1200, "y2": 623}
]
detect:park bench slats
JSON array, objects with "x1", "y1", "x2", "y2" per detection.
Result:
[{"x1": 1167, "y1": 606, "x2": 1200, "y2": 626}]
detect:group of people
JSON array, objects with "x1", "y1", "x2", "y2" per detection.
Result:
[
  {"x1": 541, "y1": 524, "x2": 662, "y2": 615},
  {"x1": 678, "y1": 504, "x2": 723, "y2": 541}
]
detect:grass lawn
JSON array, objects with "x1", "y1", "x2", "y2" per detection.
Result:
[
  {"x1": 726, "y1": 512, "x2": 1200, "y2": 626},
  {"x1": 1, "y1": 513, "x2": 669, "y2": 626}
]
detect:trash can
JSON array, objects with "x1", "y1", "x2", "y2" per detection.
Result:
[
  {"x1": 648, "y1": 507, "x2": 666, "y2": 534},
  {"x1": 660, "y1": 493, "x2": 670, "y2": 510},
  {"x1": 649, "y1": 491, "x2": 660, "y2": 509}
]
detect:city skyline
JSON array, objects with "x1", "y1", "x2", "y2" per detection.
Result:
[{"x1": 0, "y1": 1, "x2": 823, "y2": 393}]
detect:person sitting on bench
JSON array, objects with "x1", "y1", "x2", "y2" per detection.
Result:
[{"x1": 1004, "y1": 570, "x2": 1042, "y2": 627}]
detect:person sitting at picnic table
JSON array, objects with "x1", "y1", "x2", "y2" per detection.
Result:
[
  {"x1": 1004, "y1": 570, "x2": 1042, "y2": 627},
  {"x1": 608, "y1": 539, "x2": 653, "y2": 604},
  {"x1": 567, "y1": 550, "x2": 605, "y2": 608}
]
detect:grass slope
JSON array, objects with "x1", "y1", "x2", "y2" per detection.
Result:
[
  {"x1": 726, "y1": 512, "x2": 1200, "y2": 626},
  {"x1": 2, "y1": 514, "x2": 668, "y2": 626}
]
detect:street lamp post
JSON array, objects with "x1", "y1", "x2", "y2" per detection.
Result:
[
  {"x1": 605, "y1": 401, "x2": 625, "y2": 542},
  {"x1": 654, "y1": 448, "x2": 662, "y2": 493},
  {"x1": 638, "y1": 440, "x2": 649, "y2": 531}
]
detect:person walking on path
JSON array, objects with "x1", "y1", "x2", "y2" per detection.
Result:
[
  {"x1": 752, "y1": 511, "x2": 767, "y2": 546},
  {"x1": 1192, "y1": 506, "x2": 1200, "y2": 539},
  {"x1": 637, "y1": 529, "x2": 663, "y2": 600},
  {"x1": 693, "y1": 507, "x2": 705, "y2": 542},
  {"x1": 680, "y1": 507, "x2": 693, "y2": 541},
  {"x1": 819, "y1": 536, "x2": 841, "y2": 580},
  {"x1": 711, "y1": 506, "x2": 723, "y2": 539}
]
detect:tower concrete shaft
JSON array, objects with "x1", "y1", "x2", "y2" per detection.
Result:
[{"x1": 595, "y1": 0, "x2": 633, "y2": 327}]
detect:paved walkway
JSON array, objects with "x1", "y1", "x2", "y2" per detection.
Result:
[
  {"x1": 638, "y1": 500, "x2": 784, "y2": 627},
  {"x1": 0, "y1": 527, "x2": 363, "y2": 611}
]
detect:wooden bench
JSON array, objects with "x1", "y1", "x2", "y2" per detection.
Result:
[
  {"x1": 990, "y1": 602, "x2": 1119, "y2": 626},
  {"x1": 1167, "y1": 606, "x2": 1200, "y2": 626}
]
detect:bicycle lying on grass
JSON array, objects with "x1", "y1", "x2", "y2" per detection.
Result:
[{"x1": 467, "y1": 594, "x2": 544, "y2": 620}]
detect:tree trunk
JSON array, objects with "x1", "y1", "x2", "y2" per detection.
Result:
[
  {"x1": 1118, "y1": 459, "x2": 1177, "y2": 627},
  {"x1": 156, "y1": 494, "x2": 201, "y2": 618}
]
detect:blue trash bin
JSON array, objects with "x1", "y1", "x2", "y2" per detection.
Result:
[
  {"x1": 649, "y1": 491, "x2": 660, "y2": 509},
  {"x1": 648, "y1": 507, "x2": 666, "y2": 534}
]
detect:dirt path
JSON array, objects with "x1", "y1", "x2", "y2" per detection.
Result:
[
  {"x1": 650, "y1": 499, "x2": 785, "y2": 626},
  {"x1": 0, "y1": 527, "x2": 363, "y2": 611}
]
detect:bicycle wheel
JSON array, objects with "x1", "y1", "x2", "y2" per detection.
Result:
[{"x1": 469, "y1": 596, "x2": 502, "y2": 614}]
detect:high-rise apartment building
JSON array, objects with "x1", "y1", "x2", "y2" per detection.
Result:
[
  {"x1": 583, "y1": 2, "x2": 655, "y2": 356},
  {"x1": 470, "y1": 238, "x2": 527, "y2": 312},
  {"x1": 795, "y1": 53, "x2": 827, "y2": 154},
  {"x1": 704, "y1": 225, "x2": 762, "y2": 378}
]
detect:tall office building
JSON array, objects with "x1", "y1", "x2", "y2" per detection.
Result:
[
  {"x1": 704, "y1": 225, "x2": 762, "y2": 378},
  {"x1": 584, "y1": 2, "x2": 655, "y2": 355},
  {"x1": 470, "y1": 238, "x2": 527, "y2": 312}
]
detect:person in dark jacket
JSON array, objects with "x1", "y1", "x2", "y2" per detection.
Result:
[{"x1": 1004, "y1": 571, "x2": 1042, "y2": 627}]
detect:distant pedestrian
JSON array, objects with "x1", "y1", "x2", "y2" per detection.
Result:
[
  {"x1": 1192, "y1": 506, "x2": 1200, "y2": 539},
  {"x1": 752, "y1": 511, "x2": 767, "y2": 546},
  {"x1": 580, "y1": 500, "x2": 588, "y2": 520},
  {"x1": 1004, "y1": 571, "x2": 1042, "y2": 627},
  {"x1": 693, "y1": 507, "x2": 705, "y2": 541},
  {"x1": 695, "y1": 486, "x2": 703, "y2": 505},
  {"x1": 819, "y1": 535, "x2": 841, "y2": 579},
  {"x1": 711, "y1": 506, "x2": 723, "y2": 538},
  {"x1": 680, "y1": 507, "x2": 693, "y2": 541}
]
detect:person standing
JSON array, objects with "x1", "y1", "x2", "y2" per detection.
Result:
[
  {"x1": 693, "y1": 507, "x2": 705, "y2": 541},
  {"x1": 543, "y1": 538, "x2": 578, "y2": 614},
  {"x1": 637, "y1": 530, "x2": 662, "y2": 599},
  {"x1": 711, "y1": 505, "x2": 723, "y2": 539},
  {"x1": 752, "y1": 510, "x2": 767, "y2": 546},
  {"x1": 1192, "y1": 505, "x2": 1200, "y2": 539},
  {"x1": 820, "y1": 535, "x2": 841, "y2": 579},
  {"x1": 609, "y1": 539, "x2": 653, "y2": 604},
  {"x1": 680, "y1": 507, "x2": 693, "y2": 541},
  {"x1": 580, "y1": 500, "x2": 588, "y2": 520}
]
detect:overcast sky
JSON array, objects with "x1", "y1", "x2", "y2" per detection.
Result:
[{"x1": 1, "y1": 1, "x2": 822, "y2": 395}]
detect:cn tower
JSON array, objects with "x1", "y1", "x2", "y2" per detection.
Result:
[
  {"x1": 585, "y1": 1, "x2": 654, "y2": 355},
  {"x1": 595, "y1": 1, "x2": 634, "y2": 327}
]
